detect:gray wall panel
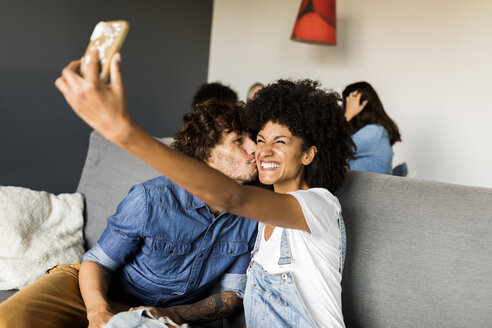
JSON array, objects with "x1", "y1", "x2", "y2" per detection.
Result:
[{"x1": 0, "y1": 0, "x2": 213, "y2": 193}]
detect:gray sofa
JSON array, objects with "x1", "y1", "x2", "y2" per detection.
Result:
[{"x1": 2, "y1": 131, "x2": 491, "y2": 327}]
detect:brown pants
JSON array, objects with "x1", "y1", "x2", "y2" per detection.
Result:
[{"x1": 0, "y1": 262, "x2": 129, "y2": 328}]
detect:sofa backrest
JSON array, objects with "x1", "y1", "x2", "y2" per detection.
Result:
[
  {"x1": 76, "y1": 131, "x2": 168, "y2": 249},
  {"x1": 77, "y1": 131, "x2": 492, "y2": 327},
  {"x1": 335, "y1": 171, "x2": 492, "y2": 327}
]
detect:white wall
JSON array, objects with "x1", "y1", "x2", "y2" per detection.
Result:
[{"x1": 208, "y1": 0, "x2": 492, "y2": 188}]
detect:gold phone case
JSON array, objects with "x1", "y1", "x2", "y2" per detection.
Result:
[{"x1": 80, "y1": 20, "x2": 129, "y2": 82}]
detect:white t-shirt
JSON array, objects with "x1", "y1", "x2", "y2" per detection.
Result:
[{"x1": 253, "y1": 188, "x2": 345, "y2": 328}]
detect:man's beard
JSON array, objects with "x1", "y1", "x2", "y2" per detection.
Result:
[
  {"x1": 237, "y1": 169, "x2": 258, "y2": 184},
  {"x1": 215, "y1": 153, "x2": 257, "y2": 184}
]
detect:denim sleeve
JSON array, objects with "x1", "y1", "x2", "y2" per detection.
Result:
[
  {"x1": 89, "y1": 184, "x2": 147, "y2": 267},
  {"x1": 219, "y1": 273, "x2": 247, "y2": 298},
  {"x1": 219, "y1": 223, "x2": 257, "y2": 298},
  {"x1": 82, "y1": 243, "x2": 121, "y2": 272},
  {"x1": 352, "y1": 124, "x2": 384, "y2": 157}
]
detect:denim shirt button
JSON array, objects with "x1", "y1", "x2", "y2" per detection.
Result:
[
  {"x1": 228, "y1": 249, "x2": 233, "y2": 254},
  {"x1": 198, "y1": 253, "x2": 203, "y2": 257},
  {"x1": 281, "y1": 273, "x2": 288, "y2": 281},
  {"x1": 168, "y1": 249, "x2": 174, "y2": 254},
  {"x1": 189, "y1": 280, "x2": 194, "y2": 284}
]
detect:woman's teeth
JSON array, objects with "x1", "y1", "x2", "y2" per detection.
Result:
[{"x1": 261, "y1": 162, "x2": 280, "y2": 169}]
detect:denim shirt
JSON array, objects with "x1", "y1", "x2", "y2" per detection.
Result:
[
  {"x1": 349, "y1": 124, "x2": 393, "y2": 175},
  {"x1": 83, "y1": 176, "x2": 258, "y2": 307}
]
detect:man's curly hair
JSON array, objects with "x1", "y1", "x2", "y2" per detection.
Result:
[
  {"x1": 243, "y1": 79, "x2": 355, "y2": 193},
  {"x1": 172, "y1": 100, "x2": 244, "y2": 161}
]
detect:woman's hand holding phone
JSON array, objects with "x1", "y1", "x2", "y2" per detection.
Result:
[{"x1": 55, "y1": 20, "x2": 135, "y2": 144}]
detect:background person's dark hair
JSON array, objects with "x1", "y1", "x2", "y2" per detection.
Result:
[
  {"x1": 342, "y1": 81, "x2": 401, "y2": 145},
  {"x1": 244, "y1": 79, "x2": 355, "y2": 193},
  {"x1": 192, "y1": 82, "x2": 239, "y2": 106},
  {"x1": 247, "y1": 82, "x2": 264, "y2": 101},
  {"x1": 173, "y1": 100, "x2": 244, "y2": 161}
]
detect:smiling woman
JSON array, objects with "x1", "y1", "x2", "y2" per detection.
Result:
[
  {"x1": 54, "y1": 51, "x2": 354, "y2": 327},
  {"x1": 240, "y1": 80, "x2": 354, "y2": 327},
  {"x1": 245, "y1": 79, "x2": 355, "y2": 193},
  {"x1": 255, "y1": 122, "x2": 314, "y2": 192}
]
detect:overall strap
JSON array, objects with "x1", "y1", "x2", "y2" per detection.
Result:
[
  {"x1": 278, "y1": 228, "x2": 292, "y2": 265},
  {"x1": 251, "y1": 222, "x2": 264, "y2": 257}
]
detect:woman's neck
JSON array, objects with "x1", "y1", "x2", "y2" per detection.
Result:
[{"x1": 273, "y1": 179, "x2": 309, "y2": 194}]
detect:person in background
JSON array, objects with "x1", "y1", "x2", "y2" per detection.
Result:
[
  {"x1": 246, "y1": 82, "x2": 264, "y2": 102},
  {"x1": 343, "y1": 81, "x2": 402, "y2": 175},
  {"x1": 192, "y1": 82, "x2": 238, "y2": 106}
]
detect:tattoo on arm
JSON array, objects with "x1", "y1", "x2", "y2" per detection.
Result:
[{"x1": 170, "y1": 291, "x2": 242, "y2": 324}]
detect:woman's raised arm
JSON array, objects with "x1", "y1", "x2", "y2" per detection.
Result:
[{"x1": 55, "y1": 51, "x2": 309, "y2": 232}]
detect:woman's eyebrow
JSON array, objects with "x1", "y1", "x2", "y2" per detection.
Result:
[{"x1": 257, "y1": 133, "x2": 289, "y2": 140}]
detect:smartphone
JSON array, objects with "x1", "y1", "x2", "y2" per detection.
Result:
[{"x1": 80, "y1": 20, "x2": 129, "y2": 82}]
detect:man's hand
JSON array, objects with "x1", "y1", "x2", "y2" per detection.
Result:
[
  {"x1": 345, "y1": 90, "x2": 368, "y2": 121},
  {"x1": 87, "y1": 308, "x2": 114, "y2": 328},
  {"x1": 129, "y1": 306, "x2": 182, "y2": 324},
  {"x1": 54, "y1": 49, "x2": 134, "y2": 144}
]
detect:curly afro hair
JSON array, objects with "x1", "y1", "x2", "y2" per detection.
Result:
[
  {"x1": 243, "y1": 79, "x2": 355, "y2": 193},
  {"x1": 173, "y1": 100, "x2": 244, "y2": 161}
]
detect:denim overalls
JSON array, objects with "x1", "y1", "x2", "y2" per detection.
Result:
[
  {"x1": 244, "y1": 216, "x2": 346, "y2": 328},
  {"x1": 244, "y1": 225, "x2": 317, "y2": 327}
]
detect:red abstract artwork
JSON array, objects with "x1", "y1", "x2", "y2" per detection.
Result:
[{"x1": 291, "y1": 0, "x2": 336, "y2": 45}]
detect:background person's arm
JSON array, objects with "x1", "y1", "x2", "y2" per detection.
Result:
[
  {"x1": 79, "y1": 261, "x2": 114, "y2": 328},
  {"x1": 55, "y1": 51, "x2": 309, "y2": 232}
]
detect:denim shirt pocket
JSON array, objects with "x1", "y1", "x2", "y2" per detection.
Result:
[
  {"x1": 153, "y1": 238, "x2": 191, "y2": 255},
  {"x1": 147, "y1": 238, "x2": 192, "y2": 279},
  {"x1": 212, "y1": 241, "x2": 249, "y2": 256}
]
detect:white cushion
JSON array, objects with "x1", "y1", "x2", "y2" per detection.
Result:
[{"x1": 0, "y1": 186, "x2": 85, "y2": 290}]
